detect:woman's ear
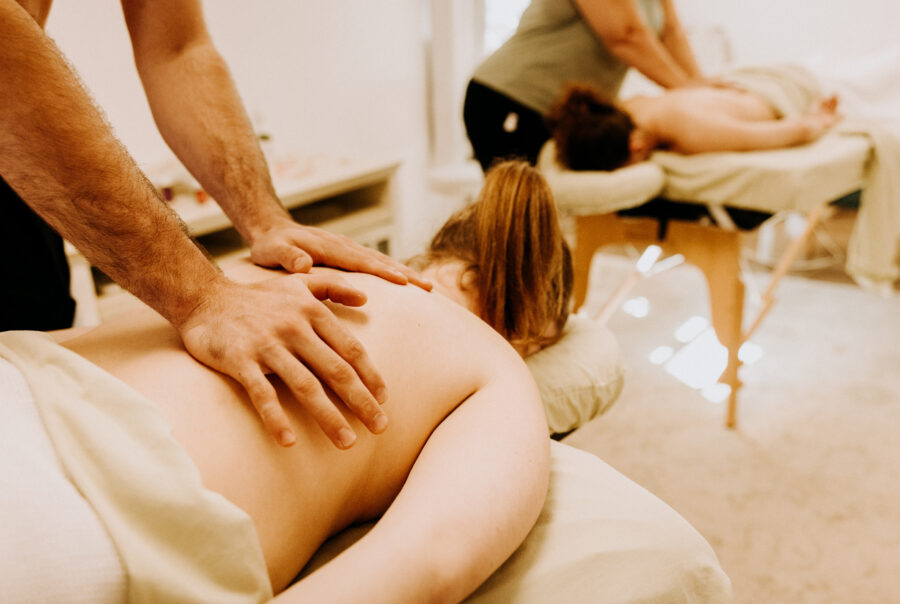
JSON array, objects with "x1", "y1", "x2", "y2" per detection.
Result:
[{"x1": 628, "y1": 129, "x2": 653, "y2": 163}]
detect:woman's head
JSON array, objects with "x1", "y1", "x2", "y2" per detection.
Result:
[
  {"x1": 545, "y1": 83, "x2": 635, "y2": 171},
  {"x1": 413, "y1": 161, "x2": 573, "y2": 356}
]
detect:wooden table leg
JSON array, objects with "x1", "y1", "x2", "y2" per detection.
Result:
[
  {"x1": 572, "y1": 213, "x2": 658, "y2": 310},
  {"x1": 666, "y1": 221, "x2": 745, "y2": 428}
]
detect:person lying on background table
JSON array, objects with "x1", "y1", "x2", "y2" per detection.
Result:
[
  {"x1": 546, "y1": 81, "x2": 842, "y2": 171},
  {"x1": 0, "y1": 162, "x2": 571, "y2": 603},
  {"x1": 463, "y1": 0, "x2": 704, "y2": 171},
  {"x1": 0, "y1": 0, "x2": 429, "y2": 449}
]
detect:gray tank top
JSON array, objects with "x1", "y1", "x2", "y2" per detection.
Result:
[{"x1": 473, "y1": 0, "x2": 664, "y2": 113}]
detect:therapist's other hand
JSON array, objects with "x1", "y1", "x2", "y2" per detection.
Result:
[
  {"x1": 249, "y1": 218, "x2": 433, "y2": 291},
  {"x1": 176, "y1": 273, "x2": 388, "y2": 449}
]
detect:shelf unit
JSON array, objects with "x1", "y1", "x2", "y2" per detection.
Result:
[{"x1": 67, "y1": 156, "x2": 401, "y2": 326}]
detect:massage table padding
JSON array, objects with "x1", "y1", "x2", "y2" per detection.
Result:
[
  {"x1": 538, "y1": 146, "x2": 666, "y2": 215},
  {"x1": 651, "y1": 133, "x2": 870, "y2": 214},
  {"x1": 526, "y1": 313, "x2": 624, "y2": 435},
  {"x1": 302, "y1": 441, "x2": 733, "y2": 603}
]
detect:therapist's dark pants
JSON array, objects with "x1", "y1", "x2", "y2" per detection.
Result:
[
  {"x1": 1, "y1": 175, "x2": 76, "y2": 331},
  {"x1": 463, "y1": 80, "x2": 551, "y2": 173}
]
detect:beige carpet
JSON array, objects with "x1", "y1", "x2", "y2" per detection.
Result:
[{"x1": 564, "y1": 252, "x2": 900, "y2": 604}]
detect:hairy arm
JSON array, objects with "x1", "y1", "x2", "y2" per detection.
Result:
[
  {"x1": 279, "y1": 316, "x2": 551, "y2": 603},
  {"x1": 121, "y1": 0, "x2": 429, "y2": 288},
  {"x1": 575, "y1": 0, "x2": 695, "y2": 89},
  {"x1": 0, "y1": 0, "x2": 222, "y2": 325},
  {"x1": 0, "y1": 1, "x2": 391, "y2": 449},
  {"x1": 121, "y1": 0, "x2": 286, "y2": 248}
]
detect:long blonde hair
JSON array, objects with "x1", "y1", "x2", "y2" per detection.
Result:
[{"x1": 413, "y1": 161, "x2": 572, "y2": 353}]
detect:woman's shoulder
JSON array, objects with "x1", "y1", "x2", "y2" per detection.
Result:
[{"x1": 331, "y1": 268, "x2": 516, "y2": 359}]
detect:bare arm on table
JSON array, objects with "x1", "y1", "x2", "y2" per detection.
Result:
[{"x1": 663, "y1": 96, "x2": 842, "y2": 154}]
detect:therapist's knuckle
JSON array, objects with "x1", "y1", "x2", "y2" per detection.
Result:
[
  {"x1": 341, "y1": 339, "x2": 365, "y2": 364},
  {"x1": 245, "y1": 381, "x2": 272, "y2": 404},
  {"x1": 326, "y1": 359, "x2": 356, "y2": 384},
  {"x1": 291, "y1": 373, "x2": 322, "y2": 398},
  {"x1": 258, "y1": 401, "x2": 284, "y2": 426}
]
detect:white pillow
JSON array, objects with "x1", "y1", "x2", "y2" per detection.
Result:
[{"x1": 525, "y1": 314, "x2": 625, "y2": 435}]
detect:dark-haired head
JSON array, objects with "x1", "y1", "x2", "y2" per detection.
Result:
[
  {"x1": 411, "y1": 161, "x2": 573, "y2": 356},
  {"x1": 545, "y1": 83, "x2": 635, "y2": 171}
]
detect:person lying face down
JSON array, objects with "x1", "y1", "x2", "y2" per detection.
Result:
[
  {"x1": 11, "y1": 267, "x2": 550, "y2": 603},
  {"x1": 409, "y1": 160, "x2": 574, "y2": 357},
  {"x1": 2, "y1": 161, "x2": 577, "y2": 603},
  {"x1": 546, "y1": 82, "x2": 843, "y2": 171}
]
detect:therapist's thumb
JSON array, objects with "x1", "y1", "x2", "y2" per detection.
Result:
[{"x1": 285, "y1": 249, "x2": 313, "y2": 273}]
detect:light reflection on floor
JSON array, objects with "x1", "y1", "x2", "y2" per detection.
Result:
[
  {"x1": 622, "y1": 296, "x2": 649, "y2": 318},
  {"x1": 621, "y1": 299, "x2": 766, "y2": 404}
]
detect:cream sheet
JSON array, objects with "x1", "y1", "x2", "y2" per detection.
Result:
[{"x1": 0, "y1": 331, "x2": 272, "y2": 604}]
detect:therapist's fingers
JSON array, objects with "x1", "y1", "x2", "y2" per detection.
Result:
[
  {"x1": 288, "y1": 224, "x2": 434, "y2": 291},
  {"x1": 287, "y1": 300, "x2": 389, "y2": 431},
  {"x1": 250, "y1": 236, "x2": 314, "y2": 274},
  {"x1": 263, "y1": 347, "x2": 374, "y2": 450},
  {"x1": 176, "y1": 274, "x2": 388, "y2": 449},
  {"x1": 291, "y1": 273, "x2": 388, "y2": 413},
  {"x1": 304, "y1": 272, "x2": 369, "y2": 307},
  {"x1": 234, "y1": 363, "x2": 297, "y2": 447},
  {"x1": 248, "y1": 220, "x2": 433, "y2": 290}
]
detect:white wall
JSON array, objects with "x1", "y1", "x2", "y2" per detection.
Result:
[
  {"x1": 45, "y1": 1, "x2": 433, "y2": 257},
  {"x1": 675, "y1": 0, "x2": 900, "y2": 70}
]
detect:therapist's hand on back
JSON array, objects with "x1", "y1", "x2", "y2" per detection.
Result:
[
  {"x1": 248, "y1": 217, "x2": 433, "y2": 290},
  {"x1": 177, "y1": 271, "x2": 392, "y2": 450}
]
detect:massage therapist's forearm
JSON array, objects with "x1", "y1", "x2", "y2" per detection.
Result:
[
  {"x1": 123, "y1": 0, "x2": 290, "y2": 247},
  {"x1": 0, "y1": 0, "x2": 224, "y2": 325},
  {"x1": 576, "y1": 0, "x2": 692, "y2": 89},
  {"x1": 659, "y1": 0, "x2": 702, "y2": 79}
]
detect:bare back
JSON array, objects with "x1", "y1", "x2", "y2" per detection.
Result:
[
  {"x1": 626, "y1": 86, "x2": 776, "y2": 129},
  {"x1": 60, "y1": 264, "x2": 543, "y2": 594}
]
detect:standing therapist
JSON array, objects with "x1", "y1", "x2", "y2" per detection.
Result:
[
  {"x1": 0, "y1": 0, "x2": 430, "y2": 449},
  {"x1": 463, "y1": 0, "x2": 703, "y2": 171}
]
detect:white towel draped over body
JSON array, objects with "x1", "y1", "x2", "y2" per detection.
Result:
[{"x1": 0, "y1": 331, "x2": 273, "y2": 604}]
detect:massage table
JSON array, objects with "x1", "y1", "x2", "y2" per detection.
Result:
[{"x1": 538, "y1": 129, "x2": 875, "y2": 429}]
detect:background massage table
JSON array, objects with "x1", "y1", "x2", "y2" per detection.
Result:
[{"x1": 538, "y1": 132, "x2": 873, "y2": 428}]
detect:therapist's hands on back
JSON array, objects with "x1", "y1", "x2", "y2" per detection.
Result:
[
  {"x1": 177, "y1": 218, "x2": 433, "y2": 450},
  {"x1": 177, "y1": 270, "x2": 392, "y2": 450}
]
